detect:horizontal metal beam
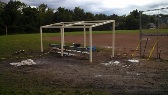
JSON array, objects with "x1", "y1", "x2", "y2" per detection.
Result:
[
  {"x1": 92, "y1": 20, "x2": 114, "y2": 27},
  {"x1": 41, "y1": 20, "x2": 115, "y2": 29},
  {"x1": 64, "y1": 21, "x2": 84, "y2": 27},
  {"x1": 63, "y1": 26, "x2": 91, "y2": 28},
  {"x1": 41, "y1": 26, "x2": 62, "y2": 28},
  {"x1": 41, "y1": 26, "x2": 91, "y2": 29}
]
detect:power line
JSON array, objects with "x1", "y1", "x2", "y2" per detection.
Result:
[{"x1": 141, "y1": 7, "x2": 168, "y2": 13}]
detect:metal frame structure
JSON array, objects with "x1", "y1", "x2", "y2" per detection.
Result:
[
  {"x1": 139, "y1": 7, "x2": 168, "y2": 59},
  {"x1": 40, "y1": 20, "x2": 115, "y2": 63}
]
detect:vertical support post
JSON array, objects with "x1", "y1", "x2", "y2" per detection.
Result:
[
  {"x1": 84, "y1": 25, "x2": 86, "y2": 48},
  {"x1": 40, "y1": 27, "x2": 43, "y2": 52},
  {"x1": 61, "y1": 28, "x2": 64, "y2": 56},
  {"x1": 89, "y1": 27, "x2": 92, "y2": 63},
  {"x1": 112, "y1": 21, "x2": 115, "y2": 58},
  {"x1": 156, "y1": 10, "x2": 159, "y2": 59},
  {"x1": 139, "y1": 11, "x2": 142, "y2": 57},
  {"x1": 63, "y1": 27, "x2": 65, "y2": 46}
]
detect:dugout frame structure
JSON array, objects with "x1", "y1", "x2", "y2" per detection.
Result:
[{"x1": 40, "y1": 20, "x2": 115, "y2": 63}]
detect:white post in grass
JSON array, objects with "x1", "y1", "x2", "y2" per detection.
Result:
[
  {"x1": 84, "y1": 25, "x2": 86, "y2": 48},
  {"x1": 40, "y1": 27, "x2": 43, "y2": 52},
  {"x1": 89, "y1": 27, "x2": 92, "y2": 63},
  {"x1": 112, "y1": 21, "x2": 115, "y2": 58}
]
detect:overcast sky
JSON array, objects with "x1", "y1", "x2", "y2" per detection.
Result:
[{"x1": 2, "y1": 0, "x2": 168, "y2": 15}]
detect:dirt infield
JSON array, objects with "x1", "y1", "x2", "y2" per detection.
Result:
[
  {"x1": 48, "y1": 33, "x2": 168, "y2": 59},
  {"x1": 48, "y1": 33, "x2": 140, "y2": 47},
  {"x1": 48, "y1": 33, "x2": 139, "y2": 56}
]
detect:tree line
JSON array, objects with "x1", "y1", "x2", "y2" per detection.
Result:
[{"x1": 0, "y1": 0, "x2": 149, "y2": 35}]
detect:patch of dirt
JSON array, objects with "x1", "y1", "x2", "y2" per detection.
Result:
[{"x1": 1, "y1": 50, "x2": 168, "y2": 94}]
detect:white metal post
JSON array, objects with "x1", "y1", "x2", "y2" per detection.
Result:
[
  {"x1": 62, "y1": 25, "x2": 65, "y2": 56},
  {"x1": 61, "y1": 28, "x2": 64, "y2": 56},
  {"x1": 84, "y1": 25, "x2": 86, "y2": 48},
  {"x1": 63, "y1": 27, "x2": 65, "y2": 46},
  {"x1": 40, "y1": 27, "x2": 43, "y2": 52},
  {"x1": 112, "y1": 21, "x2": 115, "y2": 57},
  {"x1": 89, "y1": 27, "x2": 92, "y2": 63}
]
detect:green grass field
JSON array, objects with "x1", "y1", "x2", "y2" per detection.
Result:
[
  {"x1": 0, "y1": 30, "x2": 139, "y2": 59},
  {"x1": 142, "y1": 29, "x2": 168, "y2": 34}
]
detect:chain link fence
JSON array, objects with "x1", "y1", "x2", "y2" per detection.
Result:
[{"x1": 140, "y1": 7, "x2": 168, "y2": 60}]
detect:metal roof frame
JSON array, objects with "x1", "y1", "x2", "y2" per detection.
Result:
[{"x1": 40, "y1": 20, "x2": 115, "y2": 63}]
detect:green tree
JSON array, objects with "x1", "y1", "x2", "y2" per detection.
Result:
[
  {"x1": 125, "y1": 9, "x2": 139, "y2": 30},
  {"x1": 95, "y1": 13, "x2": 107, "y2": 20},
  {"x1": 22, "y1": 6, "x2": 39, "y2": 33},
  {"x1": 85, "y1": 12, "x2": 95, "y2": 21},
  {"x1": 37, "y1": 3, "x2": 47, "y2": 26},
  {"x1": 54, "y1": 7, "x2": 73, "y2": 22},
  {"x1": 117, "y1": 15, "x2": 126, "y2": 29},
  {"x1": 73, "y1": 7, "x2": 85, "y2": 21},
  {"x1": 3, "y1": 0, "x2": 26, "y2": 34},
  {"x1": 37, "y1": 4, "x2": 54, "y2": 26},
  {"x1": 0, "y1": 1, "x2": 6, "y2": 35},
  {"x1": 38, "y1": 3, "x2": 47, "y2": 13}
]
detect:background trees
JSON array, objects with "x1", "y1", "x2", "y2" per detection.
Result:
[
  {"x1": 0, "y1": 0, "x2": 147, "y2": 35},
  {"x1": 2, "y1": 0, "x2": 26, "y2": 34},
  {"x1": 21, "y1": 6, "x2": 39, "y2": 33},
  {"x1": 0, "y1": 1, "x2": 5, "y2": 33},
  {"x1": 54, "y1": 7, "x2": 73, "y2": 22},
  {"x1": 125, "y1": 9, "x2": 139, "y2": 30}
]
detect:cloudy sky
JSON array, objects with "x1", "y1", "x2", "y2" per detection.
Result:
[{"x1": 2, "y1": 0, "x2": 168, "y2": 15}]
